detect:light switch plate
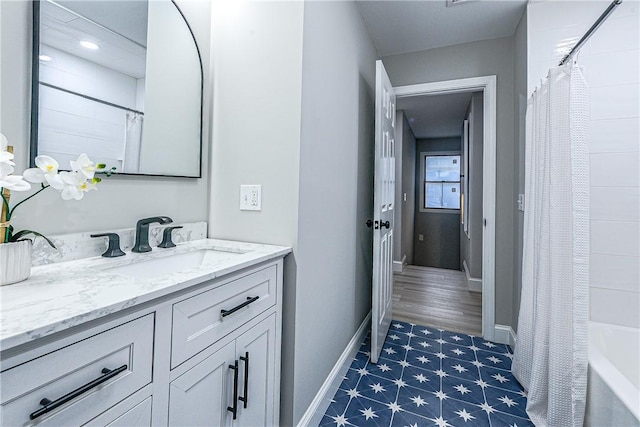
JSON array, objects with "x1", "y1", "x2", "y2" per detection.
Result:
[{"x1": 240, "y1": 185, "x2": 261, "y2": 211}]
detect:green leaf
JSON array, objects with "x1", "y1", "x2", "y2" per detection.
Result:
[
  {"x1": 96, "y1": 163, "x2": 107, "y2": 169},
  {"x1": 92, "y1": 177, "x2": 102, "y2": 184},
  {"x1": 10, "y1": 229, "x2": 57, "y2": 249}
]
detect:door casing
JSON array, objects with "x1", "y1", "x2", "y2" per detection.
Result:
[{"x1": 394, "y1": 75, "x2": 498, "y2": 342}]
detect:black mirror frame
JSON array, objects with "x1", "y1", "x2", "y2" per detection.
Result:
[{"x1": 29, "y1": 0, "x2": 204, "y2": 179}]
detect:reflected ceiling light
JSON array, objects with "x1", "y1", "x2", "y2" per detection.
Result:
[
  {"x1": 39, "y1": 54, "x2": 52, "y2": 62},
  {"x1": 80, "y1": 40, "x2": 100, "y2": 50}
]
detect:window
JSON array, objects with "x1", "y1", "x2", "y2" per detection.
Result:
[{"x1": 424, "y1": 154, "x2": 461, "y2": 209}]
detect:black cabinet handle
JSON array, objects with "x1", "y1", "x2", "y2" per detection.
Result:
[
  {"x1": 227, "y1": 360, "x2": 239, "y2": 420},
  {"x1": 239, "y1": 352, "x2": 249, "y2": 409},
  {"x1": 380, "y1": 220, "x2": 390, "y2": 229},
  {"x1": 29, "y1": 365, "x2": 127, "y2": 420},
  {"x1": 221, "y1": 296, "x2": 260, "y2": 318}
]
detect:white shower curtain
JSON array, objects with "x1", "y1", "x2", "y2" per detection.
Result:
[
  {"x1": 512, "y1": 64, "x2": 590, "y2": 427},
  {"x1": 123, "y1": 111, "x2": 144, "y2": 174}
]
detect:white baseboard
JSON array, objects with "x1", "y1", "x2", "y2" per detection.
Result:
[
  {"x1": 297, "y1": 312, "x2": 371, "y2": 427},
  {"x1": 494, "y1": 324, "x2": 517, "y2": 348},
  {"x1": 463, "y1": 260, "x2": 482, "y2": 293},
  {"x1": 392, "y1": 255, "x2": 406, "y2": 273}
]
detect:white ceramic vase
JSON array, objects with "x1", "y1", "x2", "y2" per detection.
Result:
[{"x1": 0, "y1": 240, "x2": 32, "y2": 286}]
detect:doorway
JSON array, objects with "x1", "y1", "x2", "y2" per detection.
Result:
[{"x1": 391, "y1": 76, "x2": 497, "y2": 340}]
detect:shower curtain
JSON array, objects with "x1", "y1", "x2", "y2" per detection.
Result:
[
  {"x1": 512, "y1": 64, "x2": 589, "y2": 427},
  {"x1": 123, "y1": 111, "x2": 144, "y2": 173}
]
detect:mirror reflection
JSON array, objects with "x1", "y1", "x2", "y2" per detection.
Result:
[{"x1": 33, "y1": 0, "x2": 202, "y2": 177}]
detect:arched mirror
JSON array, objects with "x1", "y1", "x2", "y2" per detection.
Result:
[{"x1": 30, "y1": 0, "x2": 203, "y2": 178}]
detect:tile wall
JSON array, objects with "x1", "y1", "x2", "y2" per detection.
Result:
[{"x1": 528, "y1": 0, "x2": 639, "y2": 328}]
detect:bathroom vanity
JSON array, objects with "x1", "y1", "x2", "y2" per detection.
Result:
[{"x1": 0, "y1": 239, "x2": 290, "y2": 426}]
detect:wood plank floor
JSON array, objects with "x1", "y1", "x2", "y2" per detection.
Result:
[{"x1": 392, "y1": 265, "x2": 482, "y2": 336}]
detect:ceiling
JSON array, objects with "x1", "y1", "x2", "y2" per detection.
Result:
[
  {"x1": 356, "y1": 0, "x2": 527, "y2": 57},
  {"x1": 397, "y1": 92, "x2": 477, "y2": 138},
  {"x1": 56, "y1": 0, "x2": 148, "y2": 47},
  {"x1": 40, "y1": 0, "x2": 147, "y2": 78}
]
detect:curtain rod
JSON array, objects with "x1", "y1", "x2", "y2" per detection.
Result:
[
  {"x1": 559, "y1": 0, "x2": 623, "y2": 66},
  {"x1": 40, "y1": 82, "x2": 144, "y2": 116}
]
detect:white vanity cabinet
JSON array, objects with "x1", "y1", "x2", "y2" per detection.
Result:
[
  {"x1": 0, "y1": 255, "x2": 285, "y2": 427},
  {"x1": 168, "y1": 314, "x2": 277, "y2": 426},
  {"x1": 0, "y1": 314, "x2": 154, "y2": 427}
]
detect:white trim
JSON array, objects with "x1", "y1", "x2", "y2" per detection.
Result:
[
  {"x1": 298, "y1": 312, "x2": 371, "y2": 427},
  {"x1": 463, "y1": 260, "x2": 482, "y2": 293},
  {"x1": 494, "y1": 324, "x2": 517, "y2": 348},
  {"x1": 393, "y1": 255, "x2": 406, "y2": 273},
  {"x1": 394, "y1": 75, "x2": 497, "y2": 342}
]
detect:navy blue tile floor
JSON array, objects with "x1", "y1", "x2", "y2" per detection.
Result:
[{"x1": 320, "y1": 320, "x2": 533, "y2": 427}]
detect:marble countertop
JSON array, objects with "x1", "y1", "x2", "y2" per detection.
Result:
[{"x1": 0, "y1": 239, "x2": 291, "y2": 351}]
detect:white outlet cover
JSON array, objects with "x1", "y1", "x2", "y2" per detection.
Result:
[{"x1": 240, "y1": 185, "x2": 262, "y2": 211}]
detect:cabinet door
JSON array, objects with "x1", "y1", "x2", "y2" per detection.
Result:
[
  {"x1": 168, "y1": 341, "x2": 236, "y2": 427},
  {"x1": 235, "y1": 314, "x2": 277, "y2": 427}
]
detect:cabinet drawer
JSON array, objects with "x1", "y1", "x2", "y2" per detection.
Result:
[
  {"x1": 84, "y1": 394, "x2": 152, "y2": 427},
  {"x1": 0, "y1": 314, "x2": 154, "y2": 426},
  {"x1": 171, "y1": 265, "x2": 277, "y2": 368}
]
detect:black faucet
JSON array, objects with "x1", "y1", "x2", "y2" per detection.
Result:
[
  {"x1": 132, "y1": 216, "x2": 173, "y2": 253},
  {"x1": 90, "y1": 233, "x2": 126, "y2": 257}
]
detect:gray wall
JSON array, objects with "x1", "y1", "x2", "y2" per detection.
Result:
[
  {"x1": 207, "y1": 2, "x2": 376, "y2": 425},
  {"x1": 382, "y1": 36, "x2": 517, "y2": 326},
  {"x1": 401, "y1": 114, "x2": 416, "y2": 265},
  {"x1": 0, "y1": 0, "x2": 211, "y2": 236},
  {"x1": 414, "y1": 137, "x2": 461, "y2": 270},
  {"x1": 512, "y1": 11, "x2": 527, "y2": 332},
  {"x1": 293, "y1": 1, "x2": 376, "y2": 423},
  {"x1": 206, "y1": 3, "x2": 304, "y2": 425},
  {"x1": 394, "y1": 111, "x2": 416, "y2": 266},
  {"x1": 460, "y1": 92, "x2": 484, "y2": 279},
  {"x1": 208, "y1": 1, "x2": 303, "y2": 247}
]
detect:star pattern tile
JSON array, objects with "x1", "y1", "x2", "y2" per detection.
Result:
[{"x1": 320, "y1": 320, "x2": 534, "y2": 426}]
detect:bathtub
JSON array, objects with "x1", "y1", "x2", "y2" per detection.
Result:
[{"x1": 585, "y1": 321, "x2": 640, "y2": 426}]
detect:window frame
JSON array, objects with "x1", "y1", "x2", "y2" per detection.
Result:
[{"x1": 418, "y1": 151, "x2": 462, "y2": 214}]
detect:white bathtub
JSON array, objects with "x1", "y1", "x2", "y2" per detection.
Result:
[{"x1": 585, "y1": 321, "x2": 640, "y2": 426}]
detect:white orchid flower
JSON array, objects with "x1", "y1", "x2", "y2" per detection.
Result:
[
  {"x1": 0, "y1": 133, "x2": 16, "y2": 166},
  {"x1": 0, "y1": 161, "x2": 31, "y2": 191},
  {"x1": 0, "y1": 162, "x2": 14, "y2": 178},
  {"x1": 70, "y1": 153, "x2": 96, "y2": 179},
  {"x1": 0, "y1": 151, "x2": 31, "y2": 192},
  {"x1": 23, "y1": 155, "x2": 64, "y2": 190},
  {"x1": 59, "y1": 171, "x2": 97, "y2": 200},
  {"x1": 0, "y1": 174, "x2": 31, "y2": 192}
]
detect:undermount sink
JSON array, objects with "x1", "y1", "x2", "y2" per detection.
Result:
[{"x1": 102, "y1": 249, "x2": 245, "y2": 279}]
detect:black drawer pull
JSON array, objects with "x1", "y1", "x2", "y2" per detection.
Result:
[
  {"x1": 239, "y1": 352, "x2": 249, "y2": 408},
  {"x1": 29, "y1": 364, "x2": 128, "y2": 420},
  {"x1": 227, "y1": 360, "x2": 239, "y2": 419},
  {"x1": 221, "y1": 296, "x2": 260, "y2": 318}
]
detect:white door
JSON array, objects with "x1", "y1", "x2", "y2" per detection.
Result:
[
  {"x1": 371, "y1": 60, "x2": 396, "y2": 364},
  {"x1": 235, "y1": 315, "x2": 277, "y2": 427},
  {"x1": 168, "y1": 341, "x2": 235, "y2": 426}
]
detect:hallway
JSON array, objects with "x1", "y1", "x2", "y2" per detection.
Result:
[{"x1": 393, "y1": 266, "x2": 482, "y2": 336}]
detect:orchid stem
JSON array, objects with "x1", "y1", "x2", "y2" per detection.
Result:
[
  {"x1": 0, "y1": 190, "x2": 9, "y2": 218},
  {"x1": 9, "y1": 184, "x2": 49, "y2": 218}
]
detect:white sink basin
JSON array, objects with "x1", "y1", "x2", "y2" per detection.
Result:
[{"x1": 103, "y1": 249, "x2": 245, "y2": 279}]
